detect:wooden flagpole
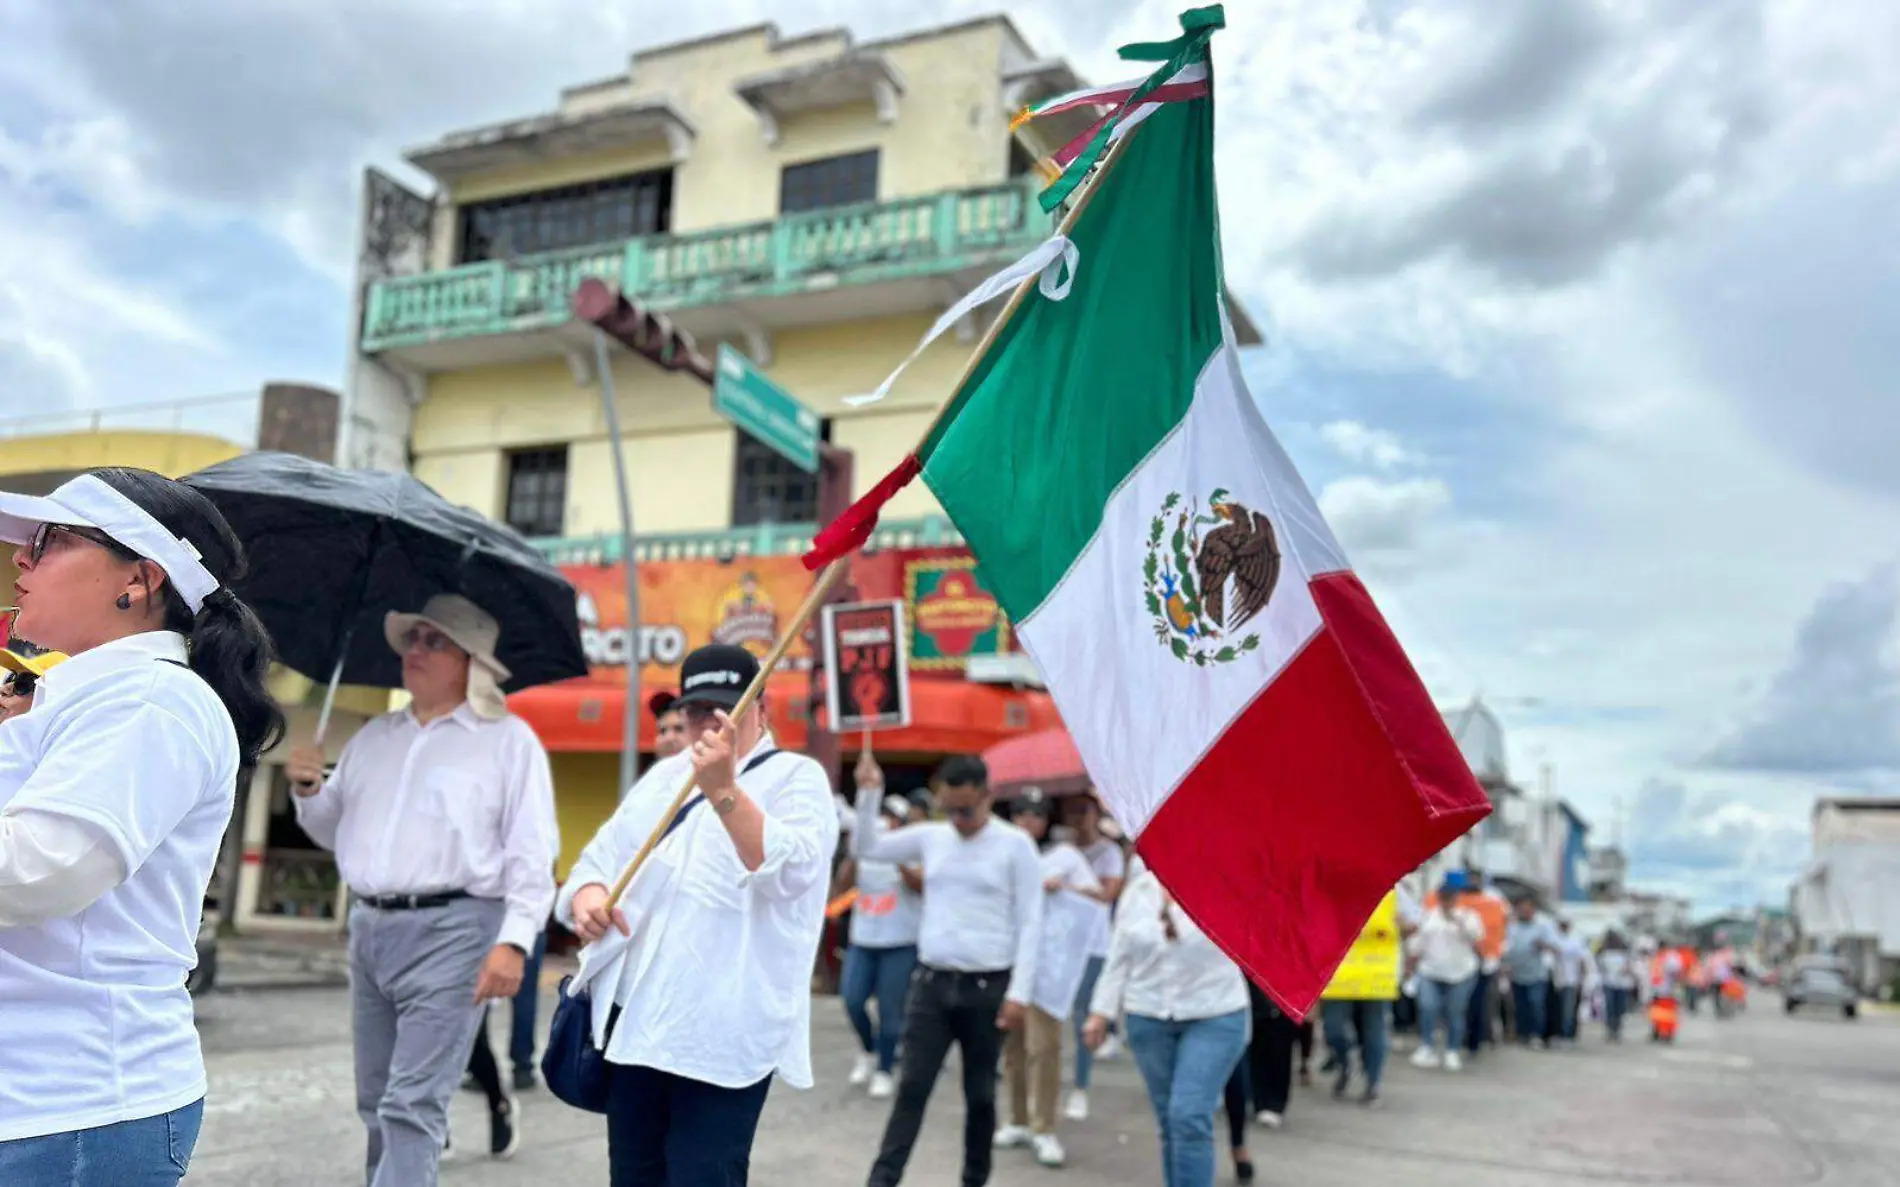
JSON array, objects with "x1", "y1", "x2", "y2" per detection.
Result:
[{"x1": 604, "y1": 556, "x2": 849, "y2": 910}]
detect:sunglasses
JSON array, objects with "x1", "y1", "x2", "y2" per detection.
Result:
[
  {"x1": 400, "y1": 627, "x2": 460, "y2": 654},
  {"x1": 1, "y1": 672, "x2": 35, "y2": 699},
  {"x1": 26, "y1": 522, "x2": 128, "y2": 565},
  {"x1": 945, "y1": 804, "x2": 984, "y2": 820}
]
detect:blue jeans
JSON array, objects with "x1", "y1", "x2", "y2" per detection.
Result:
[
  {"x1": 1513, "y1": 980, "x2": 1549, "y2": 1043},
  {"x1": 0, "y1": 1099, "x2": 203, "y2": 1185},
  {"x1": 1125, "y1": 1010, "x2": 1249, "y2": 1187},
  {"x1": 1556, "y1": 985, "x2": 1581, "y2": 1040},
  {"x1": 841, "y1": 943, "x2": 917, "y2": 1072},
  {"x1": 1416, "y1": 976, "x2": 1474, "y2": 1054},
  {"x1": 1072, "y1": 954, "x2": 1108, "y2": 1089},
  {"x1": 1320, "y1": 999, "x2": 1389, "y2": 1089},
  {"x1": 1604, "y1": 986, "x2": 1632, "y2": 1039},
  {"x1": 510, "y1": 929, "x2": 548, "y2": 1074}
]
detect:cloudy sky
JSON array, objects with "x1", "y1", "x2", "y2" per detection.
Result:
[{"x1": 4, "y1": 0, "x2": 1897, "y2": 910}]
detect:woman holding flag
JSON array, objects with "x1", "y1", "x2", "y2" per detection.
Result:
[{"x1": 0, "y1": 468, "x2": 282, "y2": 1184}]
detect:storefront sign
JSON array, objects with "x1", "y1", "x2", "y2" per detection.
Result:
[
  {"x1": 906, "y1": 557, "x2": 1009, "y2": 671},
  {"x1": 820, "y1": 599, "x2": 911, "y2": 732},
  {"x1": 561, "y1": 547, "x2": 1018, "y2": 682}
]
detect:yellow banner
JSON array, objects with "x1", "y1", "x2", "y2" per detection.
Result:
[{"x1": 1321, "y1": 891, "x2": 1402, "y2": 1001}]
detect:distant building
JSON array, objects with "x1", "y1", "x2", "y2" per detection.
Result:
[
  {"x1": 1792, "y1": 797, "x2": 1900, "y2": 995},
  {"x1": 1587, "y1": 845, "x2": 1629, "y2": 901}
]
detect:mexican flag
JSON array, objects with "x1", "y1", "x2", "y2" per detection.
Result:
[{"x1": 918, "y1": 12, "x2": 1490, "y2": 1015}]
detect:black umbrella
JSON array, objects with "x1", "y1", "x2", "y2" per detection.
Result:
[{"x1": 182, "y1": 452, "x2": 586, "y2": 733}]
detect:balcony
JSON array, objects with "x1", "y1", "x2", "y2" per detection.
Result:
[
  {"x1": 361, "y1": 180, "x2": 1048, "y2": 370},
  {"x1": 530, "y1": 515, "x2": 966, "y2": 567}
]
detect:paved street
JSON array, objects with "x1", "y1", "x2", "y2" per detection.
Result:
[{"x1": 190, "y1": 979, "x2": 1900, "y2": 1187}]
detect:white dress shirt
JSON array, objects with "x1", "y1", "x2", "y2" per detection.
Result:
[
  {"x1": 558, "y1": 736, "x2": 839, "y2": 1090},
  {"x1": 295, "y1": 703, "x2": 558, "y2": 952},
  {"x1": 1411, "y1": 905, "x2": 1484, "y2": 984},
  {"x1": 853, "y1": 786, "x2": 1043, "y2": 1005},
  {"x1": 0, "y1": 630, "x2": 237, "y2": 1142},
  {"x1": 1091, "y1": 869, "x2": 1249, "y2": 1023},
  {"x1": 1031, "y1": 843, "x2": 1101, "y2": 1020},
  {"x1": 1079, "y1": 837, "x2": 1126, "y2": 960}
]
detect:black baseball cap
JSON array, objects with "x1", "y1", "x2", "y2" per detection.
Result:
[{"x1": 674, "y1": 643, "x2": 759, "y2": 711}]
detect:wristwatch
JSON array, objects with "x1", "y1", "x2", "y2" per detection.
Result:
[{"x1": 714, "y1": 792, "x2": 740, "y2": 816}]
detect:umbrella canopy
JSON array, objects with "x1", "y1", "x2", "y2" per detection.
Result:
[
  {"x1": 182, "y1": 452, "x2": 585, "y2": 693},
  {"x1": 982, "y1": 725, "x2": 1091, "y2": 798}
]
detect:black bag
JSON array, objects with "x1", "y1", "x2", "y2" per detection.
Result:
[{"x1": 543, "y1": 750, "x2": 781, "y2": 1113}]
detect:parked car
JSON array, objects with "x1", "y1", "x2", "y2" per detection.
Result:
[
  {"x1": 1782, "y1": 957, "x2": 1857, "y2": 1018},
  {"x1": 188, "y1": 914, "x2": 219, "y2": 996}
]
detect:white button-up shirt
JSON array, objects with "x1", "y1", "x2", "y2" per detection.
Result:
[
  {"x1": 1091, "y1": 869, "x2": 1249, "y2": 1023},
  {"x1": 0, "y1": 630, "x2": 237, "y2": 1142},
  {"x1": 557, "y1": 736, "x2": 839, "y2": 1090},
  {"x1": 295, "y1": 704, "x2": 558, "y2": 952},
  {"x1": 853, "y1": 787, "x2": 1043, "y2": 1004}
]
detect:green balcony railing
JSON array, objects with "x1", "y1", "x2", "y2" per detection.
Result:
[
  {"x1": 530, "y1": 516, "x2": 965, "y2": 567},
  {"x1": 363, "y1": 180, "x2": 1048, "y2": 353}
]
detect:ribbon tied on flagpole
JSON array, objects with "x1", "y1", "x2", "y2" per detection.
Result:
[{"x1": 842, "y1": 234, "x2": 1079, "y2": 409}]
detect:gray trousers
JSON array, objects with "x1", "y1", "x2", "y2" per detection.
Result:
[{"x1": 348, "y1": 896, "x2": 502, "y2": 1187}]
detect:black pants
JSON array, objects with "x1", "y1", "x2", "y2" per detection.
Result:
[
  {"x1": 606, "y1": 1063, "x2": 771, "y2": 1187},
  {"x1": 1246, "y1": 984, "x2": 1299, "y2": 1117},
  {"x1": 1222, "y1": 1061, "x2": 1250, "y2": 1148},
  {"x1": 868, "y1": 966, "x2": 1009, "y2": 1187},
  {"x1": 467, "y1": 1012, "x2": 505, "y2": 1109}
]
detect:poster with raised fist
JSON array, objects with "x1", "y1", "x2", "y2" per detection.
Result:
[{"x1": 820, "y1": 599, "x2": 911, "y2": 732}]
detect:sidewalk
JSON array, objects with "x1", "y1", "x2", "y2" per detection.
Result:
[{"x1": 214, "y1": 930, "x2": 351, "y2": 990}]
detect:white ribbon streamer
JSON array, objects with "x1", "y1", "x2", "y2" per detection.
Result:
[{"x1": 842, "y1": 234, "x2": 1081, "y2": 408}]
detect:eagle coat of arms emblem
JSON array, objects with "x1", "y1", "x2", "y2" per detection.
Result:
[{"x1": 1142, "y1": 489, "x2": 1280, "y2": 665}]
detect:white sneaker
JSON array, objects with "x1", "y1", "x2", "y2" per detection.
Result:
[
  {"x1": 1064, "y1": 1090, "x2": 1090, "y2": 1121},
  {"x1": 848, "y1": 1052, "x2": 876, "y2": 1087},
  {"x1": 869, "y1": 1071, "x2": 896, "y2": 1099},
  {"x1": 995, "y1": 1125, "x2": 1035, "y2": 1150},
  {"x1": 1096, "y1": 1033, "x2": 1122, "y2": 1061},
  {"x1": 1034, "y1": 1134, "x2": 1066, "y2": 1167},
  {"x1": 1443, "y1": 1050, "x2": 1463, "y2": 1073},
  {"x1": 1410, "y1": 1046, "x2": 1442, "y2": 1070},
  {"x1": 1254, "y1": 1110, "x2": 1283, "y2": 1129}
]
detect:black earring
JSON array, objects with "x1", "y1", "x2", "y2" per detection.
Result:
[{"x1": 116, "y1": 593, "x2": 132, "y2": 611}]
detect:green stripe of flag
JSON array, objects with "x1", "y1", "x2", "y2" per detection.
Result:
[{"x1": 919, "y1": 93, "x2": 1224, "y2": 621}]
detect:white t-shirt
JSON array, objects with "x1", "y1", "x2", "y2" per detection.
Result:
[
  {"x1": 0, "y1": 631, "x2": 238, "y2": 1141},
  {"x1": 850, "y1": 823, "x2": 922, "y2": 949},
  {"x1": 1079, "y1": 837, "x2": 1126, "y2": 960}
]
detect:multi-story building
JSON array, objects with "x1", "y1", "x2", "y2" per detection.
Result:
[
  {"x1": 341, "y1": 14, "x2": 1261, "y2": 874},
  {"x1": 1792, "y1": 796, "x2": 1900, "y2": 995}
]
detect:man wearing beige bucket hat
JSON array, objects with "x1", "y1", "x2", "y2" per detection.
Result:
[{"x1": 286, "y1": 593, "x2": 559, "y2": 1186}]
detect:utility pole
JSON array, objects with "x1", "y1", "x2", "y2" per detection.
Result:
[{"x1": 572, "y1": 279, "x2": 714, "y2": 797}]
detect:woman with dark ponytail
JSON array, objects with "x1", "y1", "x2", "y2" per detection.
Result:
[{"x1": 0, "y1": 466, "x2": 283, "y2": 1184}]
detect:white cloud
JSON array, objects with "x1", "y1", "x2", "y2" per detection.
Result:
[
  {"x1": 1317, "y1": 474, "x2": 1454, "y2": 576},
  {"x1": 1319, "y1": 419, "x2": 1415, "y2": 469}
]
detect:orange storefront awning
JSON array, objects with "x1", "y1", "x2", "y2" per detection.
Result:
[{"x1": 509, "y1": 674, "x2": 1062, "y2": 758}]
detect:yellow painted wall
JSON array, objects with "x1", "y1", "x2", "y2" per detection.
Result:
[
  {"x1": 0, "y1": 430, "x2": 242, "y2": 482},
  {"x1": 550, "y1": 752, "x2": 623, "y2": 880},
  {"x1": 409, "y1": 310, "x2": 982, "y2": 525},
  {"x1": 428, "y1": 21, "x2": 1015, "y2": 253}
]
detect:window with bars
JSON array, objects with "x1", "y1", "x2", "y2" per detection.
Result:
[
  {"x1": 731, "y1": 425, "x2": 829, "y2": 527},
  {"x1": 504, "y1": 447, "x2": 569, "y2": 538},
  {"x1": 778, "y1": 150, "x2": 880, "y2": 214},
  {"x1": 458, "y1": 170, "x2": 673, "y2": 263}
]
